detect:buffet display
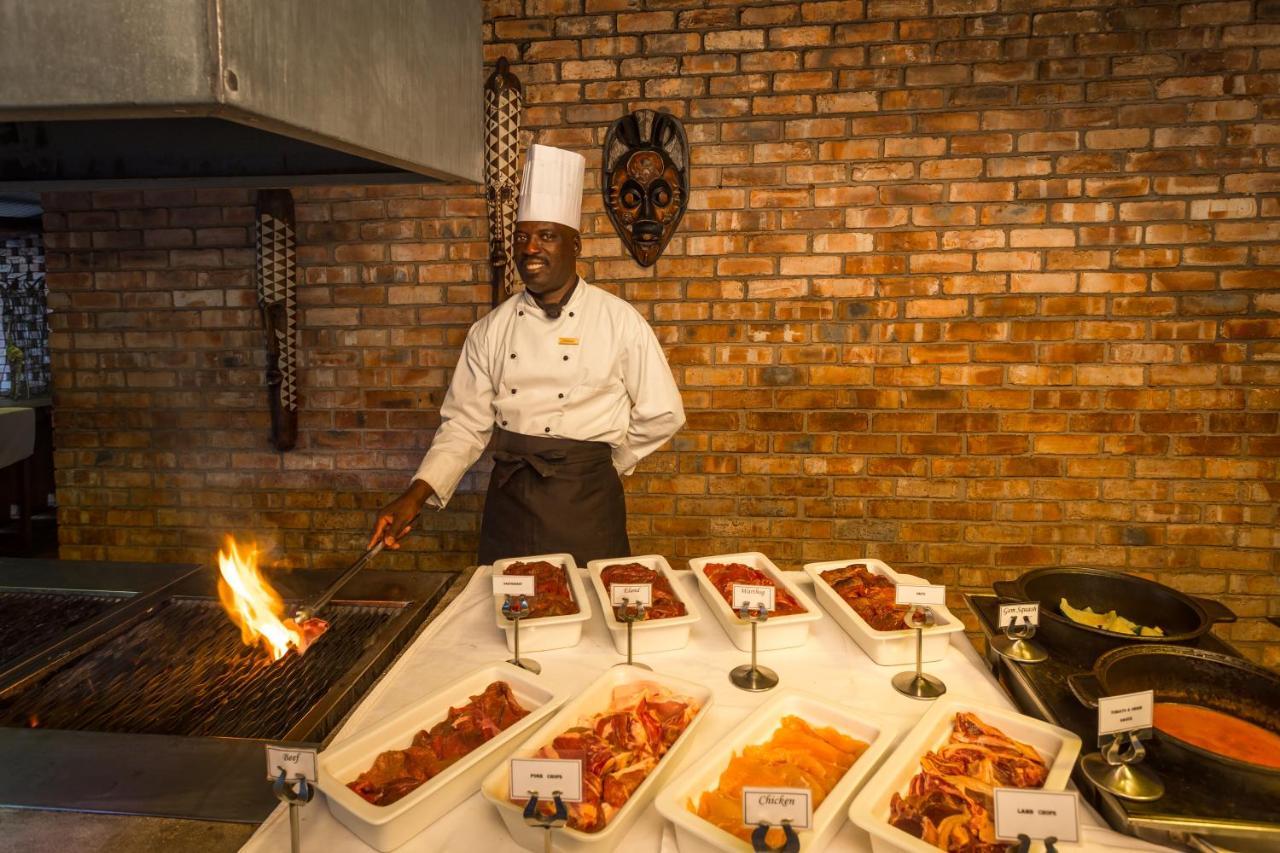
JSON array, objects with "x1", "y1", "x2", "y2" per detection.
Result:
[{"x1": 292, "y1": 554, "x2": 1276, "y2": 853}]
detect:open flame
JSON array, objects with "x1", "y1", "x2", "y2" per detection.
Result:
[{"x1": 216, "y1": 536, "x2": 302, "y2": 661}]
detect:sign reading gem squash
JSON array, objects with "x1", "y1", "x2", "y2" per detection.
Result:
[
  {"x1": 731, "y1": 583, "x2": 775, "y2": 612},
  {"x1": 493, "y1": 575, "x2": 536, "y2": 597},
  {"x1": 264, "y1": 745, "x2": 317, "y2": 782},
  {"x1": 741, "y1": 786, "x2": 812, "y2": 829},
  {"x1": 998, "y1": 602, "x2": 1040, "y2": 629},
  {"x1": 509, "y1": 757, "x2": 583, "y2": 802}
]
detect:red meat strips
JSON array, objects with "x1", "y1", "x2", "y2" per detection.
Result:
[
  {"x1": 703, "y1": 562, "x2": 805, "y2": 616},
  {"x1": 600, "y1": 562, "x2": 687, "y2": 620},
  {"x1": 503, "y1": 560, "x2": 579, "y2": 617},
  {"x1": 820, "y1": 564, "x2": 911, "y2": 631},
  {"x1": 348, "y1": 681, "x2": 530, "y2": 806}
]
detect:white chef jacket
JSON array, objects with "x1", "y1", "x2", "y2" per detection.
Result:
[{"x1": 413, "y1": 278, "x2": 685, "y2": 508}]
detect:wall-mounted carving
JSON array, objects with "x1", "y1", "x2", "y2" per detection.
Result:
[
  {"x1": 603, "y1": 109, "x2": 689, "y2": 268},
  {"x1": 254, "y1": 189, "x2": 298, "y2": 452},
  {"x1": 484, "y1": 57, "x2": 524, "y2": 305}
]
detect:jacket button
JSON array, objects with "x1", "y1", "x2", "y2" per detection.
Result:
[
  {"x1": 569, "y1": 312, "x2": 575, "y2": 317},
  {"x1": 511, "y1": 388, "x2": 517, "y2": 394},
  {"x1": 518, "y1": 310, "x2": 524, "y2": 316},
  {"x1": 558, "y1": 393, "x2": 564, "y2": 399},
  {"x1": 502, "y1": 420, "x2": 508, "y2": 426},
  {"x1": 544, "y1": 427, "x2": 550, "y2": 433},
  {"x1": 510, "y1": 353, "x2": 516, "y2": 359},
  {"x1": 562, "y1": 355, "x2": 569, "y2": 361}
]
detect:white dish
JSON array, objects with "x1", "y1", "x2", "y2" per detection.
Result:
[
  {"x1": 655, "y1": 689, "x2": 900, "y2": 853},
  {"x1": 586, "y1": 554, "x2": 702, "y2": 655},
  {"x1": 480, "y1": 664, "x2": 714, "y2": 853},
  {"x1": 318, "y1": 663, "x2": 565, "y2": 852},
  {"x1": 848, "y1": 696, "x2": 1082, "y2": 853},
  {"x1": 491, "y1": 553, "x2": 592, "y2": 653},
  {"x1": 688, "y1": 552, "x2": 822, "y2": 651},
  {"x1": 802, "y1": 558, "x2": 965, "y2": 666}
]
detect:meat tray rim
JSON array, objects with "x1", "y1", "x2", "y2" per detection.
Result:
[
  {"x1": 490, "y1": 553, "x2": 594, "y2": 654},
  {"x1": 687, "y1": 551, "x2": 822, "y2": 653},
  {"x1": 586, "y1": 554, "x2": 702, "y2": 655}
]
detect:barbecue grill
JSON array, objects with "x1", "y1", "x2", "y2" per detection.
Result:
[{"x1": 0, "y1": 557, "x2": 464, "y2": 822}]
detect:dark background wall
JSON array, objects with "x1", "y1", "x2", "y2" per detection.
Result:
[{"x1": 42, "y1": 0, "x2": 1280, "y2": 664}]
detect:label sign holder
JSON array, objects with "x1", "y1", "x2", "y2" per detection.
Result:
[
  {"x1": 493, "y1": 574, "x2": 536, "y2": 597},
  {"x1": 1079, "y1": 690, "x2": 1165, "y2": 802},
  {"x1": 729, "y1": 586, "x2": 778, "y2": 693},
  {"x1": 610, "y1": 583, "x2": 652, "y2": 672},
  {"x1": 743, "y1": 787, "x2": 809, "y2": 853},
  {"x1": 265, "y1": 745, "x2": 317, "y2": 853},
  {"x1": 891, "y1": 585, "x2": 947, "y2": 701},
  {"x1": 500, "y1": 593, "x2": 540, "y2": 674},
  {"x1": 993, "y1": 788, "x2": 1080, "y2": 848},
  {"x1": 990, "y1": 601, "x2": 1048, "y2": 664}
]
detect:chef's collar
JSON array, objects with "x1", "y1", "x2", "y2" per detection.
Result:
[{"x1": 525, "y1": 277, "x2": 584, "y2": 319}]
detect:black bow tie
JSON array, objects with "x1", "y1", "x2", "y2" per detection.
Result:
[{"x1": 533, "y1": 280, "x2": 578, "y2": 319}]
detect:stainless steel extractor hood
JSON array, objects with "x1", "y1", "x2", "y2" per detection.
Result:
[{"x1": 0, "y1": 0, "x2": 482, "y2": 189}]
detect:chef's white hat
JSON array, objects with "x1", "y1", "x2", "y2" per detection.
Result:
[{"x1": 516, "y1": 144, "x2": 586, "y2": 232}]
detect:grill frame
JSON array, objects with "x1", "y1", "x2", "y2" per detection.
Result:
[{"x1": 0, "y1": 557, "x2": 464, "y2": 822}]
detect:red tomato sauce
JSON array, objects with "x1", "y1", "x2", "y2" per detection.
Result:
[{"x1": 1154, "y1": 702, "x2": 1280, "y2": 770}]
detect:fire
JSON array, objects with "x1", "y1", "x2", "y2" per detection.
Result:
[{"x1": 216, "y1": 536, "x2": 301, "y2": 661}]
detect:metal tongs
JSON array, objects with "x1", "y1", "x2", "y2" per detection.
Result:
[{"x1": 287, "y1": 514, "x2": 417, "y2": 655}]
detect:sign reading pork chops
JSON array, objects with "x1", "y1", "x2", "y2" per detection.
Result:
[
  {"x1": 502, "y1": 561, "x2": 578, "y2": 618},
  {"x1": 601, "y1": 562, "x2": 686, "y2": 620},
  {"x1": 348, "y1": 682, "x2": 530, "y2": 806}
]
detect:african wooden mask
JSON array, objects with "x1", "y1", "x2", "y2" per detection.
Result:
[{"x1": 603, "y1": 110, "x2": 688, "y2": 268}]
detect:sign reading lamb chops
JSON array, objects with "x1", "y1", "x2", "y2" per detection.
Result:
[{"x1": 502, "y1": 561, "x2": 578, "y2": 618}]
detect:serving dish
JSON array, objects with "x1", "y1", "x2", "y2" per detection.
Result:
[
  {"x1": 848, "y1": 696, "x2": 1081, "y2": 853},
  {"x1": 656, "y1": 689, "x2": 898, "y2": 853},
  {"x1": 491, "y1": 553, "x2": 592, "y2": 654},
  {"x1": 993, "y1": 566, "x2": 1235, "y2": 660},
  {"x1": 480, "y1": 664, "x2": 713, "y2": 853},
  {"x1": 586, "y1": 554, "x2": 701, "y2": 655},
  {"x1": 803, "y1": 558, "x2": 964, "y2": 666},
  {"x1": 318, "y1": 663, "x2": 564, "y2": 852},
  {"x1": 688, "y1": 552, "x2": 822, "y2": 652}
]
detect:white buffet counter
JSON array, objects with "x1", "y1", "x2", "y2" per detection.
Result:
[{"x1": 239, "y1": 567, "x2": 1169, "y2": 853}]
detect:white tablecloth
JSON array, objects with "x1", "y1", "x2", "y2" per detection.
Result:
[
  {"x1": 0, "y1": 407, "x2": 34, "y2": 470},
  {"x1": 239, "y1": 568, "x2": 1170, "y2": 853}
]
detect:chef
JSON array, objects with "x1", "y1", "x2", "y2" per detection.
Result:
[{"x1": 369, "y1": 144, "x2": 685, "y2": 565}]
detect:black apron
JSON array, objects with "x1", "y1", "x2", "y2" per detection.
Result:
[{"x1": 478, "y1": 427, "x2": 630, "y2": 566}]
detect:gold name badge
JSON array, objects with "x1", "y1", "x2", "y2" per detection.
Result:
[{"x1": 558, "y1": 337, "x2": 580, "y2": 346}]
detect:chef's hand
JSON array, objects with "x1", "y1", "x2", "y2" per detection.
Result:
[{"x1": 370, "y1": 480, "x2": 433, "y2": 549}]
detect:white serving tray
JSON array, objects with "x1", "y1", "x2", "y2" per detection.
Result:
[
  {"x1": 848, "y1": 696, "x2": 1082, "y2": 853},
  {"x1": 492, "y1": 553, "x2": 592, "y2": 654},
  {"x1": 688, "y1": 552, "x2": 822, "y2": 651},
  {"x1": 655, "y1": 689, "x2": 900, "y2": 853},
  {"x1": 318, "y1": 663, "x2": 565, "y2": 852},
  {"x1": 480, "y1": 664, "x2": 714, "y2": 853},
  {"x1": 586, "y1": 554, "x2": 702, "y2": 655},
  {"x1": 802, "y1": 558, "x2": 965, "y2": 666}
]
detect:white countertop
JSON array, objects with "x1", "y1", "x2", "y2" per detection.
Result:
[{"x1": 239, "y1": 567, "x2": 1169, "y2": 853}]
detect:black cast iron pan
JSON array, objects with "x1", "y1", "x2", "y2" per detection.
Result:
[
  {"x1": 1069, "y1": 645, "x2": 1280, "y2": 778},
  {"x1": 993, "y1": 566, "x2": 1235, "y2": 661}
]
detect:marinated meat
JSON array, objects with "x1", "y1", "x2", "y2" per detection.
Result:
[
  {"x1": 703, "y1": 562, "x2": 805, "y2": 616},
  {"x1": 503, "y1": 560, "x2": 579, "y2": 618},
  {"x1": 693, "y1": 715, "x2": 869, "y2": 846},
  {"x1": 600, "y1": 562, "x2": 687, "y2": 620},
  {"x1": 348, "y1": 681, "x2": 530, "y2": 806},
  {"x1": 888, "y1": 712, "x2": 1048, "y2": 853},
  {"x1": 820, "y1": 564, "x2": 911, "y2": 631},
  {"x1": 515, "y1": 682, "x2": 700, "y2": 833}
]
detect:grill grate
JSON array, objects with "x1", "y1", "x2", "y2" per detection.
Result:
[
  {"x1": 0, "y1": 591, "x2": 127, "y2": 669},
  {"x1": 0, "y1": 598, "x2": 401, "y2": 740}
]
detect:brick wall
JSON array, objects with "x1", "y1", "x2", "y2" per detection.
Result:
[{"x1": 42, "y1": 0, "x2": 1279, "y2": 664}]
